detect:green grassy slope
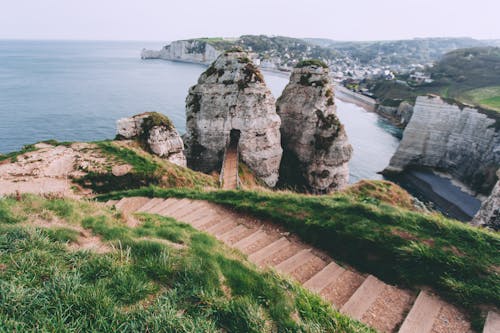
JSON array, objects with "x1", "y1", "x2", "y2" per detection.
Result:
[
  {"x1": 0, "y1": 195, "x2": 372, "y2": 332},
  {"x1": 100, "y1": 186, "x2": 500, "y2": 329}
]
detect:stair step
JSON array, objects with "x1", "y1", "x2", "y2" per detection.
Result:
[
  {"x1": 205, "y1": 217, "x2": 237, "y2": 236},
  {"x1": 105, "y1": 200, "x2": 119, "y2": 206},
  {"x1": 218, "y1": 225, "x2": 252, "y2": 244},
  {"x1": 162, "y1": 198, "x2": 193, "y2": 217},
  {"x1": 190, "y1": 210, "x2": 223, "y2": 228},
  {"x1": 341, "y1": 275, "x2": 386, "y2": 320},
  {"x1": 172, "y1": 201, "x2": 208, "y2": 220},
  {"x1": 233, "y1": 229, "x2": 269, "y2": 252},
  {"x1": 484, "y1": 311, "x2": 500, "y2": 333},
  {"x1": 136, "y1": 198, "x2": 164, "y2": 213},
  {"x1": 177, "y1": 202, "x2": 211, "y2": 222},
  {"x1": 303, "y1": 262, "x2": 344, "y2": 294},
  {"x1": 148, "y1": 198, "x2": 179, "y2": 214},
  {"x1": 248, "y1": 237, "x2": 290, "y2": 266},
  {"x1": 156, "y1": 198, "x2": 186, "y2": 215},
  {"x1": 398, "y1": 291, "x2": 442, "y2": 333},
  {"x1": 275, "y1": 249, "x2": 316, "y2": 273},
  {"x1": 114, "y1": 197, "x2": 129, "y2": 210}
]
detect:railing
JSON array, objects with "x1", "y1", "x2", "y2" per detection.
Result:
[{"x1": 219, "y1": 134, "x2": 241, "y2": 190}]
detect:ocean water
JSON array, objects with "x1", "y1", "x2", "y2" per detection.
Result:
[{"x1": 0, "y1": 40, "x2": 479, "y2": 219}]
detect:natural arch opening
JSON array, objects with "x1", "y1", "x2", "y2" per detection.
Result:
[{"x1": 229, "y1": 129, "x2": 241, "y2": 149}]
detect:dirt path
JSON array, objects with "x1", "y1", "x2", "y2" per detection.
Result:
[{"x1": 112, "y1": 197, "x2": 474, "y2": 333}]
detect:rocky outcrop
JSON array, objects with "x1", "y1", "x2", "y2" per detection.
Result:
[
  {"x1": 116, "y1": 112, "x2": 186, "y2": 167},
  {"x1": 384, "y1": 96, "x2": 500, "y2": 194},
  {"x1": 141, "y1": 40, "x2": 221, "y2": 65},
  {"x1": 277, "y1": 61, "x2": 353, "y2": 193},
  {"x1": 376, "y1": 101, "x2": 414, "y2": 127},
  {"x1": 184, "y1": 50, "x2": 282, "y2": 187},
  {"x1": 472, "y1": 169, "x2": 500, "y2": 230}
]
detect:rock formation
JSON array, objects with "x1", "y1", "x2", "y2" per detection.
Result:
[
  {"x1": 384, "y1": 96, "x2": 500, "y2": 194},
  {"x1": 472, "y1": 169, "x2": 500, "y2": 230},
  {"x1": 277, "y1": 61, "x2": 353, "y2": 193},
  {"x1": 184, "y1": 49, "x2": 282, "y2": 187},
  {"x1": 116, "y1": 112, "x2": 186, "y2": 167},
  {"x1": 141, "y1": 40, "x2": 221, "y2": 65},
  {"x1": 376, "y1": 101, "x2": 414, "y2": 127}
]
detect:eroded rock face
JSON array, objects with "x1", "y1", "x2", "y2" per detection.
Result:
[
  {"x1": 141, "y1": 40, "x2": 221, "y2": 65},
  {"x1": 184, "y1": 50, "x2": 282, "y2": 186},
  {"x1": 472, "y1": 169, "x2": 500, "y2": 230},
  {"x1": 384, "y1": 96, "x2": 500, "y2": 194},
  {"x1": 116, "y1": 112, "x2": 186, "y2": 167},
  {"x1": 277, "y1": 63, "x2": 352, "y2": 193}
]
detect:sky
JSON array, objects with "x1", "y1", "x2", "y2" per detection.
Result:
[{"x1": 1, "y1": 0, "x2": 499, "y2": 41}]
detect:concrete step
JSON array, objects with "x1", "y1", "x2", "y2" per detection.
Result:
[
  {"x1": 233, "y1": 229, "x2": 269, "y2": 252},
  {"x1": 218, "y1": 225, "x2": 252, "y2": 244},
  {"x1": 172, "y1": 201, "x2": 209, "y2": 220},
  {"x1": 177, "y1": 202, "x2": 211, "y2": 222},
  {"x1": 340, "y1": 275, "x2": 386, "y2": 320},
  {"x1": 156, "y1": 198, "x2": 186, "y2": 215},
  {"x1": 248, "y1": 237, "x2": 290, "y2": 266},
  {"x1": 136, "y1": 198, "x2": 164, "y2": 213},
  {"x1": 205, "y1": 217, "x2": 237, "y2": 236},
  {"x1": 143, "y1": 199, "x2": 169, "y2": 214},
  {"x1": 398, "y1": 291, "x2": 442, "y2": 333},
  {"x1": 162, "y1": 198, "x2": 194, "y2": 217},
  {"x1": 148, "y1": 198, "x2": 179, "y2": 214},
  {"x1": 275, "y1": 249, "x2": 316, "y2": 274},
  {"x1": 484, "y1": 311, "x2": 500, "y2": 333},
  {"x1": 303, "y1": 262, "x2": 345, "y2": 294},
  {"x1": 190, "y1": 210, "x2": 222, "y2": 229}
]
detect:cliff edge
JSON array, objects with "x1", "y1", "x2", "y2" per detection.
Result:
[{"x1": 384, "y1": 95, "x2": 500, "y2": 195}]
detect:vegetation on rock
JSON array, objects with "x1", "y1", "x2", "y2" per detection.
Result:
[{"x1": 296, "y1": 59, "x2": 328, "y2": 69}]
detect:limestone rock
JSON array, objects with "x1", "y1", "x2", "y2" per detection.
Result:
[
  {"x1": 397, "y1": 101, "x2": 414, "y2": 126},
  {"x1": 184, "y1": 50, "x2": 282, "y2": 186},
  {"x1": 141, "y1": 40, "x2": 221, "y2": 65},
  {"x1": 116, "y1": 112, "x2": 186, "y2": 167},
  {"x1": 384, "y1": 96, "x2": 500, "y2": 194},
  {"x1": 277, "y1": 62, "x2": 353, "y2": 193},
  {"x1": 472, "y1": 169, "x2": 500, "y2": 230}
]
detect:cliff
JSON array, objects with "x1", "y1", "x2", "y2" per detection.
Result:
[
  {"x1": 141, "y1": 40, "x2": 221, "y2": 65},
  {"x1": 184, "y1": 49, "x2": 282, "y2": 187},
  {"x1": 384, "y1": 96, "x2": 500, "y2": 194},
  {"x1": 472, "y1": 169, "x2": 500, "y2": 230},
  {"x1": 277, "y1": 60, "x2": 353, "y2": 193}
]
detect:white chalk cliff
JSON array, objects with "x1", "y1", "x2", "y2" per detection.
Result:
[
  {"x1": 141, "y1": 40, "x2": 221, "y2": 65},
  {"x1": 385, "y1": 96, "x2": 500, "y2": 195}
]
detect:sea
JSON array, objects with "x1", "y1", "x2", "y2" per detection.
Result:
[{"x1": 0, "y1": 40, "x2": 481, "y2": 220}]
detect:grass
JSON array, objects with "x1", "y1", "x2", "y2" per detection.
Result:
[
  {"x1": 99, "y1": 186, "x2": 500, "y2": 330},
  {"x1": 75, "y1": 141, "x2": 217, "y2": 193},
  {"x1": 0, "y1": 194, "x2": 372, "y2": 332},
  {"x1": 296, "y1": 59, "x2": 328, "y2": 69},
  {"x1": 463, "y1": 86, "x2": 500, "y2": 112}
]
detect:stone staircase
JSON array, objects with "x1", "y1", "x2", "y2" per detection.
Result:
[
  {"x1": 109, "y1": 197, "x2": 493, "y2": 333},
  {"x1": 220, "y1": 143, "x2": 239, "y2": 190}
]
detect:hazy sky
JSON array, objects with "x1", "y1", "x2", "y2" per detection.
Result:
[{"x1": 1, "y1": 0, "x2": 499, "y2": 41}]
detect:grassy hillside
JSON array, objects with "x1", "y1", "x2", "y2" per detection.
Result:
[
  {"x1": 0, "y1": 194, "x2": 372, "y2": 332},
  {"x1": 100, "y1": 186, "x2": 500, "y2": 329}
]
